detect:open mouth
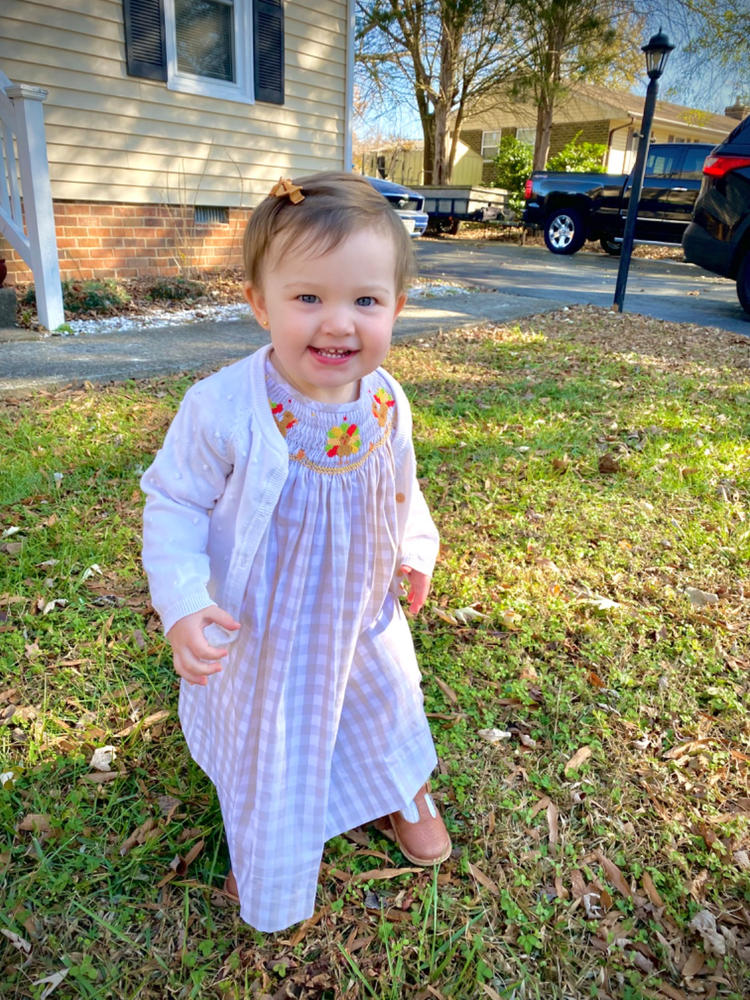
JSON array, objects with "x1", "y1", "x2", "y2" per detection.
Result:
[{"x1": 311, "y1": 347, "x2": 354, "y2": 359}]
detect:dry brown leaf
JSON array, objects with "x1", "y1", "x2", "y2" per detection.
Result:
[
  {"x1": 426, "y1": 986, "x2": 448, "y2": 1000},
  {"x1": 468, "y1": 862, "x2": 500, "y2": 896},
  {"x1": 681, "y1": 948, "x2": 705, "y2": 979},
  {"x1": 597, "y1": 851, "x2": 632, "y2": 899},
  {"x1": 433, "y1": 677, "x2": 459, "y2": 705},
  {"x1": 115, "y1": 709, "x2": 170, "y2": 737},
  {"x1": 529, "y1": 795, "x2": 552, "y2": 819},
  {"x1": 481, "y1": 985, "x2": 504, "y2": 1000},
  {"x1": 352, "y1": 866, "x2": 421, "y2": 883},
  {"x1": 663, "y1": 738, "x2": 713, "y2": 760},
  {"x1": 546, "y1": 801, "x2": 559, "y2": 849},
  {"x1": 654, "y1": 982, "x2": 689, "y2": 1000},
  {"x1": 119, "y1": 817, "x2": 158, "y2": 856},
  {"x1": 564, "y1": 745, "x2": 592, "y2": 776},
  {"x1": 554, "y1": 874, "x2": 569, "y2": 900},
  {"x1": 642, "y1": 871, "x2": 665, "y2": 908},
  {"x1": 156, "y1": 794, "x2": 181, "y2": 820},
  {"x1": 18, "y1": 813, "x2": 52, "y2": 834},
  {"x1": 169, "y1": 839, "x2": 205, "y2": 876},
  {"x1": 79, "y1": 770, "x2": 121, "y2": 784},
  {"x1": 598, "y1": 452, "x2": 621, "y2": 473},
  {"x1": 286, "y1": 905, "x2": 330, "y2": 947}
]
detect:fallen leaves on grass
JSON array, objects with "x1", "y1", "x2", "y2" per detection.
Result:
[
  {"x1": 18, "y1": 813, "x2": 52, "y2": 834},
  {"x1": 32, "y1": 969, "x2": 70, "y2": 999},
  {"x1": 1, "y1": 927, "x2": 32, "y2": 954},
  {"x1": 563, "y1": 745, "x2": 592, "y2": 776},
  {"x1": 120, "y1": 816, "x2": 159, "y2": 856},
  {"x1": 433, "y1": 603, "x2": 488, "y2": 626}
]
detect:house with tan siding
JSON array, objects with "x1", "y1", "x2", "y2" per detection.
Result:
[
  {"x1": 0, "y1": 0, "x2": 354, "y2": 283},
  {"x1": 461, "y1": 84, "x2": 745, "y2": 184},
  {"x1": 362, "y1": 85, "x2": 745, "y2": 189}
]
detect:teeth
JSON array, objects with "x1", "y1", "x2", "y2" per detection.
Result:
[{"x1": 315, "y1": 348, "x2": 350, "y2": 357}]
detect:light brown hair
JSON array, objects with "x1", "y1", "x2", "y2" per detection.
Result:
[{"x1": 243, "y1": 172, "x2": 415, "y2": 295}]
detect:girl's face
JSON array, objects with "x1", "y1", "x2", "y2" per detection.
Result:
[{"x1": 244, "y1": 226, "x2": 407, "y2": 404}]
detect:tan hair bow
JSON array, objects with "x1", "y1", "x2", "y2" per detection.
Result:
[{"x1": 269, "y1": 177, "x2": 305, "y2": 204}]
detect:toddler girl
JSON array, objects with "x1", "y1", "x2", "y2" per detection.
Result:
[{"x1": 141, "y1": 172, "x2": 450, "y2": 932}]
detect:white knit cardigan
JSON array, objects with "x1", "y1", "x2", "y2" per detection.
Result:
[{"x1": 141, "y1": 345, "x2": 439, "y2": 635}]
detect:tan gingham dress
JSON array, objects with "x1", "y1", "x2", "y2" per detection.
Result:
[{"x1": 178, "y1": 363, "x2": 437, "y2": 931}]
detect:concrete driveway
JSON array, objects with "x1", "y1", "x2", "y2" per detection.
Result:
[{"x1": 416, "y1": 239, "x2": 750, "y2": 336}]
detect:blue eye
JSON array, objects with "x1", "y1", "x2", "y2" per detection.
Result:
[
  {"x1": 356, "y1": 296, "x2": 376, "y2": 306},
  {"x1": 297, "y1": 294, "x2": 318, "y2": 304}
]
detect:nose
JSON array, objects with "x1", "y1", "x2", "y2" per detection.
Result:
[{"x1": 320, "y1": 302, "x2": 355, "y2": 336}]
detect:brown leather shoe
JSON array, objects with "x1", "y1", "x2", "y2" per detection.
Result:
[
  {"x1": 373, "y1": 785, "x2": 451, "y2": 865},
  {"x1": 223, "y1": 868, "x2": 240, "y2": 902}
]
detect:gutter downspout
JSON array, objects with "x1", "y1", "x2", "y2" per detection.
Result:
[{"x1": 344, "y1": 0, "x2": 355, "y2": 171}]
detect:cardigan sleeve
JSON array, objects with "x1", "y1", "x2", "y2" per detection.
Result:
[
  {"x1": 140, "y1": 382, "x2": 235, "y2": 634},
  {"x1": 385, "y1": 374, "x2": 440, "y2": 577},
  {"x1": 398, "y1": 445, "x2": 440, "y2": 577}
]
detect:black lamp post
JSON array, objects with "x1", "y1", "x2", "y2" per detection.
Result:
[{"x1": 613, "y1": 29, "x2": 674, "y2": 312}]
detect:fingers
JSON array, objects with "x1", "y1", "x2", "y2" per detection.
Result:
[
  {"x1": 207, "y1": 606, "x2": 242, "y2": 633},
  {"x1": 167, "y1": 606, "x2": 242, "y2": 685},
  {"x1": 400, "y1": 565, "x2": 430, "y2": 616},
  {"x1": 173, "y1": 647, "x2": 225, "y2": 686}
]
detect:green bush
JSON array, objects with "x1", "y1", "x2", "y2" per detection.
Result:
[
  {"x1": 546, "y1": 131, "x2": 606, "y2": 173},
  {"x1": 23, "y1": 279, "x2": 131, "y2": 314},
  {"x1": 492, "y1": 135, "x2": 534, "y2": 214},
  {"x1": 146, "y1": 277, "x2": 206, "y2": 301}
]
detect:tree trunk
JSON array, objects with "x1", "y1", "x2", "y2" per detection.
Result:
[
  {"x1": 446, "y1": 98, "x2": 466, "y2": 183},
  {"x1": 433, "y1": 102, "x2": 449, "y2": 184},
  {"x1": 420, "y1": 110, "x2": 435, "y2": 184},
  {"x1": 533, "y1": 99, "x2": 553, "y2": 170}
]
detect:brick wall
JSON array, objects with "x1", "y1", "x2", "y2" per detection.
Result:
[
  {"x1": 460, "y1": 130, "x2": 483, "y2": 157},
  {"x1": 0, "y1": 201, "x2": 251, "y2": 284},
  {"x1": 548, "y1": 119, "x2": 610, "y2": 159}
]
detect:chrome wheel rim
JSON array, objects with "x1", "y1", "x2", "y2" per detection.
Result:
[{"x1": 549, "y1": 215, "x2": 575, "y2": 249}]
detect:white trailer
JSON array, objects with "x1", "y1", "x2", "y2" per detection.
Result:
[{"x1": 410, "y1": 185, "x2": 517, "y2": 234}]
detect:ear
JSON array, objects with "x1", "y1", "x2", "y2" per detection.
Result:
[
  {"x1": 393, "y1": 292, "x2": 407, "y2": 320},
  {"x1": 244, "y1": 282, "x2": 268, "y2": 328}
]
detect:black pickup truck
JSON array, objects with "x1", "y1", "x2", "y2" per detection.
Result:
[{"x1": 523, "y1": 142, "x2": 714, "y2": 255}]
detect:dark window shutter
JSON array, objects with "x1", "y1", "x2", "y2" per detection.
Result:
[
  {"x1": 254, "y1": 0, "x2": 284, "y2": 104},
  {"x1": 123, "y1": 0, "x2": 167, "y2": 81}
]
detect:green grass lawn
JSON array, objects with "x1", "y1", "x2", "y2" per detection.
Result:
[{"x1": 1, "y1": 306, "x2": 748, "y2": 1000}]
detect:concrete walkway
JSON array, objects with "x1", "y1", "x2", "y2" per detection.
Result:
[{"x1": 0, "y1": 290, "x2": 556, "y2": 396}]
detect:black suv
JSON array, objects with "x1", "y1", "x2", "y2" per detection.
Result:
[{"x1": 682, "y1": 116, "x2": 750, "y2": 314}]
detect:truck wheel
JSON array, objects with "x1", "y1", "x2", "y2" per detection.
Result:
[
  {"x1": 544, "y1": 208, "x2": 586, "y2": 255},
  {"x1": 737, "y1": 250, "x2": 750, "y2": 314},
  {"x1": 599, "y1": 236, "x2": 621, "y2": 256},
  {"x1": 426, "y1": 217, "x2": 457, "y2": 236}
]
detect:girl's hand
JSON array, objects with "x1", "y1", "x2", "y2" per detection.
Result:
[
  {"x1": 166, "y1": 606, "x2": 241, "y2": 686},
  {"x1": 400, "y1": 565, "x2": 431, "y2": 616}
]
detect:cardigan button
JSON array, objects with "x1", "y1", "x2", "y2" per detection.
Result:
[{"x1": 395, "y1": 492, "x2": 405, "y2": 503}]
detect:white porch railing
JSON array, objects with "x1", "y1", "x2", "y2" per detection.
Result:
[{"x1": 0, "y1": 70, "x2": 63, "y2": 331}]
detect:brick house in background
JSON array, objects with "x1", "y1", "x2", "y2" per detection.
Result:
[
  {"x1": 362, "y1": 84, "x2": 746, "y2": 188},
  {"x1": 460, "y1": 84, "x2": 745, "y2": 184},
  {"x1": 0, "y1": 0, "x2": 354, "y2": 284}
]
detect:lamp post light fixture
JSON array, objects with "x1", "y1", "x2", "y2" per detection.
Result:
[{"x1": 613, "y1": 29, "x2": 674, "y2": 312}]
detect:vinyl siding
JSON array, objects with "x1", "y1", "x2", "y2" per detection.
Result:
[{"x1": 0, "y1": 0, "x2": 349, "y2": 205}]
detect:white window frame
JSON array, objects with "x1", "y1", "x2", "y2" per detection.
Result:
[
  {"x1": 481, "y1": 130, "x2": 502, "y2": 160},
  {"x1": 515, "y1": 127, "x2": 536, "y2": 150},
  {"x1": 164, "y1": 0, "x2": 254, "y2": 104}
]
